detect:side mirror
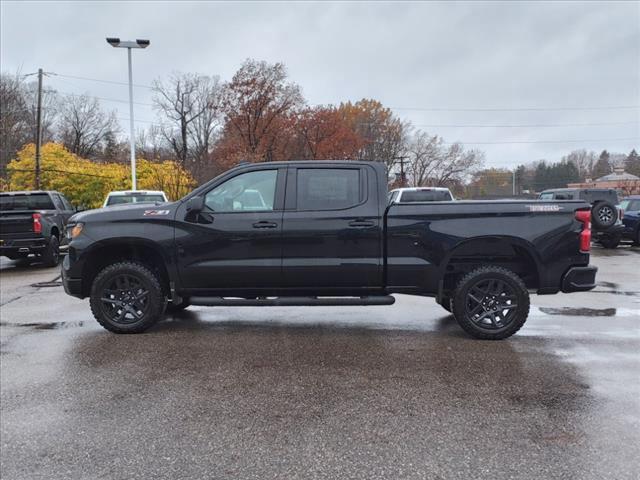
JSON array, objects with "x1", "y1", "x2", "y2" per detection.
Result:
[
  {"x1": 75, "y1": 205, "x2": 86, "y2": 212},
  {"x1": 186, "y1": 195, "x2": 205, "y2": 213}
]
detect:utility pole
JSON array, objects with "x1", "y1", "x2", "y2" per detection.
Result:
[
  {"x1": 34, "y1": 68, "x2": 43, "y2": 190},
  {"x1": 512, "y1": 169, "x2": 516, "y2": 196},
  {"x1": 392, "y1": 155, "x2": 408, "y2": 187}
]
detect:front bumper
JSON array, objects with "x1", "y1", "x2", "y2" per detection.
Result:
[
  {"x1": 561, "y1": 265, "x2": 597, "y2": 292},
  {"x1": 62, "y1": 255, "x2": 84, "y2": 298}
]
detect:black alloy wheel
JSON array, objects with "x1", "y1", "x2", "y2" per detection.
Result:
[
  {"x1": 452, "y1": 266, "x2": 530, "y2": 340},
  {"x1": 90, "y1": 262, "x2": 166, "y2": 333},
  {"x1": 100, "y1": 274, "x2": 151, "y2": 324}
]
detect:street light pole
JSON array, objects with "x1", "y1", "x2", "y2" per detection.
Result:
[
  {"x1": 126, "y1": 47, "x2": 136, "y2": 190},
  {"x1": 106, "y1": 37, "x2": 150, "y2": 191}
]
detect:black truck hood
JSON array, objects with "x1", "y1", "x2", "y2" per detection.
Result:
[{"x1": 70, "y1": 202, "x2": 179, "y2": 223}]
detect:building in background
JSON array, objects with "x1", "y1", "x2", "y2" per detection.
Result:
[{"x1": 568, "y1": 166, "x2": 640, "y2": 196}]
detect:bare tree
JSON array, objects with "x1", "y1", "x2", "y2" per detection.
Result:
[
  {"x1": 57, "y1": 93, "x2": 118, "y2": 158},
  {"x1": 562, "y1": 149, "x2": 596, "y2": 180},
  {"x1": 0, "y1": 73, "x2": 30, "y2": 170},
  {"x1": 405, "y1": 130, "x2": 484, "y2": 187},
  {"x1": 136, "y1": 125, "x2": 173, "y2": 161},
  {"x1": 152, "y1": 72, "x2": 223, "y2": 179},
  {"x1": 406, "y1": 131, "x2": 442, "y2": 186}
]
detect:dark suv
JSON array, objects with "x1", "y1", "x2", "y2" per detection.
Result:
[{"x1": 538, "y1": 188, "x2": 624, "y2": 248}]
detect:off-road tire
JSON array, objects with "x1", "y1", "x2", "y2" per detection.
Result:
[
  {"x1": 452, "y1": 266, "x2": 530, "y2": 340},
  {"x1": 592, "y1": 201, "x2": 617, "y2": 229},
  {"x1": 41, "y1": 235, "x2": 60, "y2": 267},
  {"x1": 89, "y1": 261, "x2": 166, "y2": 334}
]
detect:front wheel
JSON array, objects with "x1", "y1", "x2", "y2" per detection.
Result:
[
  {"x1": 89, "y1": 262, "x2": 166, "y2": 333},
  {"x1": 452, "y1": 266, "x2": 530, "y2": 340}
]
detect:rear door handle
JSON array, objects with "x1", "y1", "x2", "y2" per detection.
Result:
[
  {"x1": 252, "y1": 221, "x2": 278, "y2": 229},
  {"x1": 348, "y1": 219, "x2": 375, "y2": 228}
]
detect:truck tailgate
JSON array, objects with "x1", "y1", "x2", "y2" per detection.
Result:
[{"x1": 0, "y1": 212, "x2": 34, "y2": 236}]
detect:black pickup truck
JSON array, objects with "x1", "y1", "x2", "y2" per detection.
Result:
[
  {"x1": 62, "y1": 161, "x2": 597, "y2": 339},
  {"x1": 0, "y1": 190, "x2": 75, "y2": 266}
]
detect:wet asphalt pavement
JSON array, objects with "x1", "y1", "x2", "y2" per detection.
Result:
[{"x1": 1, "y1": 247, "x2": 639, "y2": 479}]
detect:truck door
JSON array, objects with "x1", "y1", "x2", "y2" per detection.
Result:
[
  {"x1": 175, "y1": 166, "x2": 286, "y2": 290},
  {"x1": 281, "y1": 165, "x2": 383, "y2": 290}
]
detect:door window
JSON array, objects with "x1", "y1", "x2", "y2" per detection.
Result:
[
  {"x1": 297, "y1": 168, "x2": 360, "y2": 211},
  {"x1": 51, "y1": 194, "x2": 65, "y2": 210},
  {"x1": 204, "y1": 169, "x2": 277, "y2": 212},
  {"x1": 59, "y1": 194, "x2": 73, "y2": 211}
]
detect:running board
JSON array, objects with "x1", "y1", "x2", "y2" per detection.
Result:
[{"x1": 190, "y1": 295, "x2": 396, "y2": 307}]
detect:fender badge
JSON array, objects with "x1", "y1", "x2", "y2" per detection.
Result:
[
  {"x1": 528, "y1": 204, "x2": 561, "y2": 212},
  {"x1": 143, "y1": 209, "x2": 170, "y2": 216}
]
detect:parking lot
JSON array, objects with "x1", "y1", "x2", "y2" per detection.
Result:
[{"x1": 1, "y1": 246, "x2": 639, "y2": 479}]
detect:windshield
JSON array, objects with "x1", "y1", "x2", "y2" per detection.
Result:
[
  {"x1": 0, "y1": 193, "x2": 55, "y2": 211},
  {"x1": 400, "y1": 190, "x2": 453, "y2": 202},
  {"x1": 105, "y1": 194, "x2": 165, "y2": 206}
]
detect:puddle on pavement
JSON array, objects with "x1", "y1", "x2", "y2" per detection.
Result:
[
  {"x1": 0, "y1": 320, "x2": 84, "y2": 330},
  {"x1": 539, "y1": 307, "x2": 616, "y2": 317}
]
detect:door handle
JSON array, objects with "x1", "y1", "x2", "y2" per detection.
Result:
[
  {"x1": 252, "y1": 221, "x2": 278, "y2": 229},
  {"x1": 348, "y1": 219, "x2": 375, "y2": 228}
]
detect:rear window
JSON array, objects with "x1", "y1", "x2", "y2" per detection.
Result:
[
  {"x1": 400, "y1": 190, "x2": 452, "y2": 202},
  {"x1": 106, "y1": 194, "x2": 165, "y2": 206},
  {"x1": 297, "y1": 168, "x2": 360, "y2": 210},
  {"x1": 0, "y1": 193, "x2": 55, "y2": 211}
]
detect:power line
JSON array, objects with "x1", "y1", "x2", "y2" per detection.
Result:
[
  {"x1": 412, "y1": 121, "x2": 640, "y2": 128},
  {"x1": 49, "y1": 72, "x2": 153, "y2": 90},
  {"x1": 390, "y1": 105, "x2": 640, "y2": 112},
  {"x1": 443, "y1": 137, "x2": 640, "y2": 145},
  {"x1": 55, "y1": 90, "x2": 154, "y2": 107}
]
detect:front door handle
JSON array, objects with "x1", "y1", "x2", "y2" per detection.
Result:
[
  {"x1": 252, "y1": 221, "x2": 278, "y2": 229},
  {"x1": 348, "y1": 219, "x2": 375, "y2": 228}
]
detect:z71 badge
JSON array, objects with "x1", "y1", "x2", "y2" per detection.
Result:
[{"x1": 143, "y1": 209, "x2": 170, "y2": 216}]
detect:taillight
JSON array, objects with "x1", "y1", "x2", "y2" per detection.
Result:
[
  {"x1": 32, "y1": 213, "x2": 42, "y2": 234},
  {"x1": 575, "y1": 210, "x2": 591, "y2": 253}
]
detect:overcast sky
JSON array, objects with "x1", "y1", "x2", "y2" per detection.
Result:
[{"x1": 1, "y1": 1, "x2": 639, "y2": 168}]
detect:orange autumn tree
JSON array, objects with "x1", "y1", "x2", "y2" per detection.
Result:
[
  {"x1": 293, "y1": 106, "x2": 364, "y2": 160},
  {"x1": 214, "y1": 59, "x2": 304, "y2": 168}
]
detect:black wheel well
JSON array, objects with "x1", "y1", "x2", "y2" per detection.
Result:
[
  {"x1": 441, "y1": 239, "x2": 539, "y2": 295},
  {"x1": 81, "y1": 244, "x2": 170, "y2": 297}
]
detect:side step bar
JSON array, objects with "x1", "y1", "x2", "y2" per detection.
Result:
[{"x1": 190, "y1": 296, "x2": 396, "y2": 307}]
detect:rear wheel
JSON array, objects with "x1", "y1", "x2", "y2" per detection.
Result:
[
  {"x1": 89, "y1": 262, "x2": 166, "y2": 333},
  {"x1": 599, "y1": 235, "x2": 621, "y2": 249},
  {"x1": 452, "y1": 266, "x2": 530, "y2": 340},
  {"x1": 41, "y1": 236, "x2": 60, "y2": 267}
]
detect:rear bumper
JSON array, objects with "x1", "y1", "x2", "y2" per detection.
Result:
[
  {"x1": 0, "y1": 237, "x2": 47, "y2": 256},
  {"x1": 593, "y1": 225, "x2": 624, "y2": 239},
  {"x1": 561, "y1": 265, "x2": 597, "y2": 292}
]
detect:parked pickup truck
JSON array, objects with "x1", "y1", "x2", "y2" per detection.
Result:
[
  {"x1": 62, "y1": 161, "x2": 597, "y2": 339},
  {"x1": 1, "y1": 190, "x2": 75, "y2": 266}
]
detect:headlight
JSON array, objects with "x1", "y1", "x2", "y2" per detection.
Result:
[{"x1": 67, "y1": 222, "x2": 84, "y2": 239}]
